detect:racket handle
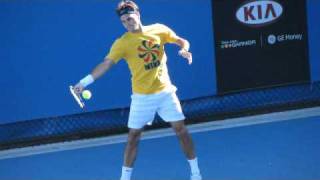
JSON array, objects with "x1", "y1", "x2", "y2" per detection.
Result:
[{"x1": 69, "y1": 86, "x2": 85, "y2": 108}]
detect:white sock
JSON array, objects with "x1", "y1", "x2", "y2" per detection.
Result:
[
  {"x1": 188, "y1": 157, "x2": 200, "y2": 175},
  {"x1": 120, "y1": 166, "x2": 133, "y2": 180}
]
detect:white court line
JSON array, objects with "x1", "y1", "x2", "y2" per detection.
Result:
[{"x1": 0, "y1": 107, "x2": 320, "y2": 160}]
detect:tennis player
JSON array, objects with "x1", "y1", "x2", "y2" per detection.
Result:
[{"x1": 73, "y1": 1, "x2": 202, "y2": 180}]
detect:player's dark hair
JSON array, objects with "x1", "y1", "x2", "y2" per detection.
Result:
[{"x1": 116, "y1": 0, "x2": 140, "y2": 17}]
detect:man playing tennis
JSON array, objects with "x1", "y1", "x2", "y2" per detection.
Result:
[{"x1": 73, "y1": 1, "x2": 202, "y2": 180}]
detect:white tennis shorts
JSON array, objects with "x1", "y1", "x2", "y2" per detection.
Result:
[{"x1": 128, "y1": 86, "x2": 185, "y2": 129}]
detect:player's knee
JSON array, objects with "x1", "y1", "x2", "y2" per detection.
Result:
[
  {"x1": 172, "y1": 123, "x2": 188, "y2": 137},
  {"x1": 127, "y1": 129, "x2": 142, "y2": 144}
]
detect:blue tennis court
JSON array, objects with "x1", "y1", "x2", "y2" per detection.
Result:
[{"x1": 0, "y1": 107, "x2": 319, "y2": 180}]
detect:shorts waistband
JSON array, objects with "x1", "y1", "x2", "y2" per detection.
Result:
[{"x1": 132, "y1": 85, "x2": 177, "y2": 98}]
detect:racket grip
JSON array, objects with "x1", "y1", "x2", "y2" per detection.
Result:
[{"x1": 69, "y1": 86, "x2": 85, "y2": 108}]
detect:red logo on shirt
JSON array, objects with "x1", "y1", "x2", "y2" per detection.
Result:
[{"x1": 138, "y1": 40, "x2": 160, "y2": 63}]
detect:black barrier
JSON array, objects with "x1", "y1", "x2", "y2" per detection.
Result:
[
  {"x1": 1, "y1": 82, "x2": 320, "y2": 150},
  {"x1": 213, "y1": 0, "x2": 310, "y2": 94}
]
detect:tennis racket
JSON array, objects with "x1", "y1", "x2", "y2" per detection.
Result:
[{"x1": 69, "y1": 85, "x2": 85, "y2": 108}]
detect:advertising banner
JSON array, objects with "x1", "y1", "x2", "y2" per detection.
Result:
[{"x1": 212, "y1": 0, "x2": 310, "y2": 94}]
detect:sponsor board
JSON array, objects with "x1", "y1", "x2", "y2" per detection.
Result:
[{"x1": 212, "y1": 0, "x2": 310, "y2": 94}]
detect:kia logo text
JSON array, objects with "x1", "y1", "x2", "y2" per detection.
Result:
[{"x1": 236, "y1": 0, "x2": 283, "y2": 27}]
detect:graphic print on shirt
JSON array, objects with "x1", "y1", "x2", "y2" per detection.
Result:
[{"x1": 137, "y1": 39, "x2": 161, "y2": 70}]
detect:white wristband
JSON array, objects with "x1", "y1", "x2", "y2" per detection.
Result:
[{"x1": 79, "y1": 74, "x2": 94, "y2": 87}]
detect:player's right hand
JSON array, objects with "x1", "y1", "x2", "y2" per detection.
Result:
[{"x1": 73, "y1": 83, "x2": 84, "y2": 94}]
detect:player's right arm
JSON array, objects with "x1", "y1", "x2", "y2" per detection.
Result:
[
  {"x1": 74, "y1": 38, "x2": 124, "y2": 94},
  {"x1": 73, "y1": 57, "x2": 115, "y2": 93},
  {"x1": 91, "y1": 57, "x2": 115, "y2": 81}
]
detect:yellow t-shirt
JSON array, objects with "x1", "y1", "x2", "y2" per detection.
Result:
[{"x1": 106, "y1": 23, "x2": 179, "y2": 94}]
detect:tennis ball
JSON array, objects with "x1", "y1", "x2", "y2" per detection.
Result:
[{"x1": 82, "y1": 90, "x2": 92, "y2": 100}]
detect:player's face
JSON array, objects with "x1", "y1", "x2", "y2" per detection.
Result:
[{"x1": 120, "y1": 13, "x2": 141, "y2": 32}]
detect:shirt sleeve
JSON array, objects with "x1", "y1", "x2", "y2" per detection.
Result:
[
  {"x1": 159, "y1": 24, "x2": 179, "y2": 44},
  {"x1": 106, "y1": 39, "x2": 125, "y2": 64}
]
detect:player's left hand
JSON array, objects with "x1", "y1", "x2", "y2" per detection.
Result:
[{"x1": 178, "y1": 49, "x2": 192, "y2": 65}]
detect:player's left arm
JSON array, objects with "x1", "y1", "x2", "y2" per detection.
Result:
[{"x1": 174, "y1": 37, "x2": 192, "y2": 65}]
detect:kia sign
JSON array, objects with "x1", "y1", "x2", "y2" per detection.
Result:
[
  {"x1": 212, "y1": 0, "x2": 310, "y2": 94},
  {"x1": 236, "y1": 0, "x2": 283, "y2": 26}
]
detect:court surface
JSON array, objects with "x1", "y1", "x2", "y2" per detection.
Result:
[{"x1": 0, "y1": 107, "x2": 319, "y2": 180}]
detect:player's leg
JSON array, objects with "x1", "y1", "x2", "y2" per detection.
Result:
[
  {"x1": 123, "y1": 128, "x2": 143, "y2": 167},
  {"x1": 120, "y1": 128, "x2": 142, "y2": 180},
  {"x1": 120, "y1": 93, "x2": 157, "y2": 180},
  {"x1": 171, "y1": 120, "x2": 195, "y2": 159},
  {"x1": 170, "y1": 121, "x2": 201, "y2": 180},
  {"x1": 158, "y1": 91, "x2": 202, "y2": 180}
]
